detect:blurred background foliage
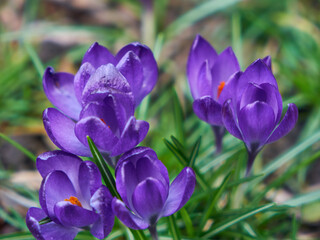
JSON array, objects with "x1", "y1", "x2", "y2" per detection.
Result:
[{"x1": 0, "y1": 0, "x2": 319, "y2": 239}]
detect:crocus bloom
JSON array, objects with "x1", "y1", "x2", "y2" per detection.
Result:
[
  {"x1": 221, "y1": 59, "x2": 298, "y2": 174},
  {"x1": 187, "y1": 34, "x2": 240, "y2": 153},
  {"x1": 112, "y1": 147, "x2": 196, "y2": 233},
  {"x1": 42, "y1": 42, "x2": 156, "y2": 157},
  {"x1": 26, "y1": 151, "x2": 114, "y2": 240}
]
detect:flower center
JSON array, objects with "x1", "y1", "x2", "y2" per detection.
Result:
[
  {"x1": 64, "y1": 196, "x2": 82, "y2": 207},
  {"x1": 217, "y1": 81, "x2": 225, "y2": 99}
]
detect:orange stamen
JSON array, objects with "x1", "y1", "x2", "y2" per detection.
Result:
[
  {"x1": 64, "y1": 196, "x2": 82, "y2": 207},
  {"x1": 217, "y1": 81, "x2": 226, "y2": 99},
  {"x1": 100, "y1": 118, "x2": 110, "y2": 128}
]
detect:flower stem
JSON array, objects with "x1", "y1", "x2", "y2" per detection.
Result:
[
  {"x1": 211, "y1": 126, "x2": 225, "y2": 154},
  {"x1": 148, "y1": 224, "x2": 158, "y2": 240}
]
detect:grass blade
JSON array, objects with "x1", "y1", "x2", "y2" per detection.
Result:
[
  {"x1": 168, "y1": 215, "x2": 181, "y2": 240},
  {"x1": 179, "y1": 207, "x2": 195, "y2": 237},
  {"x1": 198, "y1": 171, "x2": 234, "y2": 234},
  {"x1": 164, "y1": 0, "x2": 242, "y2": 39},
  {"x1": 0, "y1": 133, "x2": 36, "y2": 162},
  {"x1": 189, "y1": 136, "x2": 201, "y2": 167},
  {"x1": 202, "y1": 203, "x2": 275, "y2": 238},
  {"x1": 87, "y1": 136, "x2": 120, "y2": 199}
]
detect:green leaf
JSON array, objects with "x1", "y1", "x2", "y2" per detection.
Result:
[
  {"x1": 172, "y1": 88, "x2": 185, "y2": 145},
  {"x1": 283, "y1": 190, "x2": 320, "y2": 207},
  {"x1": 163, "y1": 138, "x2": 209, "y2": 191},
  {"x1": 253, "y1": 150, "x2": 320, "y2": 204},
  {"x1": 198, "y1": 171, "x2": 234, "y2": 234},
  {"x1": 168, "y1": 215, "x2": 181, "y2": 240},
  {"x1": 262, "y1": 130, "x2": 320, "y2": 177},
  {"x1": 23, "y1": 42, "x2": 45, "y2": 83},
  {"x1": 0, "y1": 133, "x2": 36, "y2": 162},
  {"x1": 202, "y1": 203, "x2": 275, "y2": 238},
  {"x1": 0, "y1": 232, "x2": 35, "y2": 240},
  {"x1": 227, "y1": 173, "x2": 265, "y2": 189},
  {"x1": 189, "y1": 136, "x2": 201, "y2": 168},
  {"x1": 171, "y1": 135, "x2": 186, "y2": 155},
  {"x1": 87, "y1": 136, "x2": 120, "y2": 199},
  {"x1": 291, "y1": 214, "x2": 298, "y2": 240},
  {"x1": 179, "y1": 207, "x2": 195, "y2": 237},
  {"x1": 164, "y1": 0, "x2": 242, "y2": 39}
]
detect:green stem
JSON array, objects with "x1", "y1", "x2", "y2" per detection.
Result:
[{"x1": 148, "y1": 224, "x2": 158, "y2": 240}]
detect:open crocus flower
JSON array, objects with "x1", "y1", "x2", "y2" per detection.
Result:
[
  {"x1": 221, "y1": 59, "x2": 298, "y2": 174},
  {"x1": 26, "y1": 151, "x2": 114, "y2": 240},
  {"x1": 112, "y1": 147, "x2": 196, "y2": 234},
  {"x1": 43, "y1": 64, "x2": 149, "y2": 158},
  {"x1": 187, "y1": 34, "x2": 240, "y2": 153},
  {"x1": 43, "y1": 42, "x2": 158, "y2": 121}
]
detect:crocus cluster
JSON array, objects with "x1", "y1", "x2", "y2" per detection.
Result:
[
  {"x1": 187, "y1": 35, "x2": 298, "y2": 174},
  {"x1": 27, "y1": 41, "x2": 197, "y2": 240},
  {"x1": 43, "y1": 42, "x2": 157, "y2": 157},
  {"x1": 26, "y1": 151, "x2": 114, "y2": 240}
]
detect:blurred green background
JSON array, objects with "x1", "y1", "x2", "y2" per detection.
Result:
[{"x1": 0, "y1": 0, "x2": 319, "y2": 239}]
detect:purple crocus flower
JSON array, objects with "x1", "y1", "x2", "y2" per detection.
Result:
[
  {"x1": 112, "y1": 147, "x2": 196, "y2": 237},
  {"x1": 42, "y1": 42, "x2": 156, "y2": 157},
  {"x1": 187, "y1": 34, "x2": 240, "y2": 153},
  {"x1": 26, "y1": 150, "x2": 114, "y2": 240},
  {"x1": 220, "y1": 59, "x2": 298, "y2": 174}
]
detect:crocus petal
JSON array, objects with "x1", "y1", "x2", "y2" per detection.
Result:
[
  {"x1": 193, "y1": 97, "x2": 223, "y2": 126},
  {"x1": 75, "y1": 116, "x2": 118, "y2": 152},
  {"x1": 79, "y1": 100, "x2": 120, "y2": 135},
  {"x1": 111, "y1": 117, "x2": 149, "y2": 157},
  {"x1": 90, "y1": 186, "x2": 114, "y2": 239},
  {"x1": 43, "y1": 67, "x2": 81, "y2": 120},
  {"x1": 116, "y1": 51, "x2": 144, "y2": 106},
  {"x1": 41, "y1": 171, "x2": 77, "y2": 222},
  {"x1": 26, "y1": 207, "x2": 79, "y2": 240},
  {"x1": 43, "y1": 108, "x2": 91, "y2": 157},
  {"x1": 162, "y1": 167, "x2": 196, "y2": 217},
  {"x1": 218, "y1": 71, "x2": 242, "y2": 108},
  {"x1": 54, "y1": 201, "x2": 99, "y2": 227},
  {"x1": 116, "y1": 147, "x2": 169, "y2": 186},
  {"x1": 132, "y1": 178, "x2": 167, "y2": 222},
  {"x1": 211, "y1": 47, "x2": 240, "y2": 99},
  {"x1": 238, "y1": 101, "x2": 276, "y2": 148},
  {"x1": 222, "y1": 100, "x2": 243, "y2": 140},
  {"x1": 262, "y1": 56, "x2": 272, "y2": 70},
  {"x1": 237, "y1": 59, "x2": 278, "y2": 99},
  {"x1": 112, "y1": 198, "x2": 149, "y2": 230},
  {"x1": 82, "y1": 42, "x2": 116, "y2": 69},
  {"x1": 82, "y1": 64, "x2": 131, "y2": 105},
  {"x1": 187, "y1": 34, "x2": 218, "y2": 99},
  {"x1": 195, "y1": 60, "x2": 213, "y2": 98},
  {"x1": 115, "y1": 42, "x2": 158, "y2": 103},
  {"x1": 78, "y1": 161, "x2": 102, "y2": 206},
  {"x1": 36, "y1": 150, "x2": 82, "y2": 197},
  {"x1": 74, "y1": 62, "x2": 95, "y2": 104},
  {"x1": 135, "y1": 156, "x2": 169, "y2": 193},
  {"x1": 266, "y1": 103, "x2": 298, "y2": 144},
  {"x1": 80, "y1": 92, "x2": 134, "y2": 132},
  {"x1": 116, "y1": 161, "x2": 138, "y2": 211}
]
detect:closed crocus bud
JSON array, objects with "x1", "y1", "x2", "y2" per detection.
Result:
[
  {"x1": 112, "y1": 147, "x2": 196, "y2": 236},
  {"x1": 221, "y1": 59, "x2": 298, "y2": 175},
  {"x1": 26, "y1": 151, "x2": 114, "y2": 240},
  {"x1": 187, "y1": 35, "x2": 240, "y2": 153}
]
